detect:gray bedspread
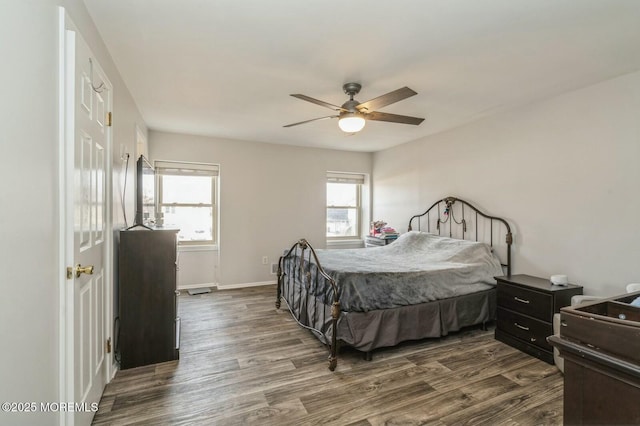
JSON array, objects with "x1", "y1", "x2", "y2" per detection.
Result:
[{"x1": 292, "y1": 231, "x2": 503, "y2": 312}]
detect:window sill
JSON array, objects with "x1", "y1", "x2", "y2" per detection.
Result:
[{"x1": 178, "y1": 244, "x2": 218, "y2": 252}]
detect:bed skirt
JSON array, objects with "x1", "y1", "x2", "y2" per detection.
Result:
[
  {"x1": 282, "y1": 273, "x2": 497, "y2": 353},
  {"x1": 337, "y1": 289, "x2": 496, "y2": 352}
]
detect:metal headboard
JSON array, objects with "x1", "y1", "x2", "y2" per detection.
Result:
[{"x1": 407, "y1": 196, "x2": 513, "y2": 276}]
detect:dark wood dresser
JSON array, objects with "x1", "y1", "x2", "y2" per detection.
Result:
[
  {"x1": 118, "y1": 228, "x2": 180, "y2": 369},
  {"x1": 494, "y1": 274, "x2": 582, "y2": 364}
]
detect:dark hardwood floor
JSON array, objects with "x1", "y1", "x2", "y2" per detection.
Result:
[{"x1": 93, "y1": 285, "x2": 563, "y2": 425}]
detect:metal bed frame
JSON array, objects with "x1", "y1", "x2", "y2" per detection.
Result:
[{"x1": 276, "y1": 196, "x2": 513, "y2": 371}]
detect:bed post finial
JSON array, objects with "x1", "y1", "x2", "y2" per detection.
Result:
[{"x1": 506, "y1": 231, "x2": 513, "y2": 276}]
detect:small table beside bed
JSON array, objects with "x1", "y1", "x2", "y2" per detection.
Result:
[{"x1": 276, "y1": 196, "x2": 513, "y2": 370}]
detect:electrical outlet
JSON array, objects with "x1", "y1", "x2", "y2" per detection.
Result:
[{"x1": 262, "y1": 256, "x2": 268, "y2": 265}]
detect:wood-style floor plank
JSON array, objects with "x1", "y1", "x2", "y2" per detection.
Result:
[{"x1": 93, "y1": 285, "x2": 565, "y2": 425}]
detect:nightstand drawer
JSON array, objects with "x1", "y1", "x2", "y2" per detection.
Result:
[
  {"x1": 497, "y1": 308, "x2": 553, "y2": 352},
  {"x1": 495, "y1": 274, "x2": 583, "y2": 365},
  {"x1": 497, "y1": 282, "x2": 552, "y2": 321}
]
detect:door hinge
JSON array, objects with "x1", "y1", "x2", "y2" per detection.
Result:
[
  {"x1": 107, "y1": 111, "x2": 112, "y2": 127},
  {"x1": 106, "y1": 338, "x2": 112, "y2": 354}
]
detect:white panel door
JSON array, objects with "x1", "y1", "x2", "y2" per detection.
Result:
[{"x1": 68, "y1": 29, "x2": 110, "y2": 426}]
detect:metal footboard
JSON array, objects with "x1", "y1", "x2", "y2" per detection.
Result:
[{"x1": 276, "y1": 239, "x2": 341, "y2": 371}]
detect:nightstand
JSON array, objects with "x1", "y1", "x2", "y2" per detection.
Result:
[
  {"x1": 494, "y1": 274, "x2": 583, "y2": 364},
  {"x1": 364, "y1": 235, "x2": 397, "y2": 247}
]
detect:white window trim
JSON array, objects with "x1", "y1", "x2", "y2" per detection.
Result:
[
  {"x1": 326, "y1": 171, "x2": 366, "y2": 241},
  {"x1": 178, "y1": 244, "x2": 218, "y2": 252},
  {"x1": 155, "y1": 160, "x2": 219, "y2": 246}
]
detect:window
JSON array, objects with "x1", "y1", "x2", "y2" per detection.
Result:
[
  {"x1": 326, "y1": 172, "x2": 365, "y2": 239},
  {"x1": 155, "y1": 160, "x2": 218, "y2": 245}
]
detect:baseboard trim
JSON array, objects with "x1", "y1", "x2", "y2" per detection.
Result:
[
  {"x1": 178, "y1": 281, "x2": 277, "y2": 291},
  {"x1": 177, "y1": 282, "x2": 217, "y2": 291},
  {"x1": 216, "y1": 280, "x2": 276, "y2": 290}
]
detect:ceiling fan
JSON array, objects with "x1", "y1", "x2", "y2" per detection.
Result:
[{"x1": 284, "y1": 82, "x2": 425, "y2": 133}]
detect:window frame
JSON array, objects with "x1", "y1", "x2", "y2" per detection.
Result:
[
  {"x1": 326, "y1": 172, "x2": 365, "y2": 241},
  {"x1": 155, "y1": 160, "x2": 218, "y2": 246}
]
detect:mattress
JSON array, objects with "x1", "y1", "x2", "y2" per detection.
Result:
[{"x1": 285, "y1": 231, "x2": 504, "y2": 312}]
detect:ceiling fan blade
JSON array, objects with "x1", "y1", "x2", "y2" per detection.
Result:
[
  {"x1": 356, "y1": 87, "x2": 417, "y2": 112},
  {"x1": 290, "y1": 94, "x2": 347, "y2": 112},
  {"x1": 283, "y1": 115, "x2": 339, "y2": 128},
  {"x1": 366, "y1": 111, "x2": 424, "y2": 125}
]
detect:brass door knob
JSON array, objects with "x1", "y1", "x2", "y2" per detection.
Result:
[
  {"x1": 74, "y1": 264, "x2": 94, "y2": 278},
  {"x1": 66, "y1": 264, "x2": 94, "y2": 279}
]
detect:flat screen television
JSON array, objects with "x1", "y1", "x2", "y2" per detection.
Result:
[{"x1": 135, "y1": 155, "x2": 155, "y2": 226}]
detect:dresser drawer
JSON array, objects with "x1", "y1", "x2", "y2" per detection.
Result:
[
  {"x1": 497, "y1": 308, "x2": 553, "y2": 352},
  {"x1": 497, "y1": 282, "x2": 552, "y2": 321}
]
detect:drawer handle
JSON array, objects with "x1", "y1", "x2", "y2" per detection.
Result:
[
  {"x1": 514, "y1": 322, "x2": 530, "y2": 331},
  {"x1": 514, "y1": 296, "x2": 530, "y2": 304},
  {"x1": 530, "y1": 337, "x2": 537, "y2": 342}
]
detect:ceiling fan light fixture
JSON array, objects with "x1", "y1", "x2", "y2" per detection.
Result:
[
  {"x1": 338, "y1": 113, "x2": 366, "y2": 133},
  {"x1": 285, "y1": 83, "x2": 423, "y2": 131}
]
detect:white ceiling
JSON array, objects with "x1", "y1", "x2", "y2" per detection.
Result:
[{"x1": 83, "y1": 0, "x2": 640, "y2": 152}]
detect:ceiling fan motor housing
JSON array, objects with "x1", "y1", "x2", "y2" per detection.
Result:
[
  {"x1": 341, "y1": 82, "x2": 363, "y2": 119},
  {"x1": 341, "y1": 99, "x2": 361, "y2": 115}
]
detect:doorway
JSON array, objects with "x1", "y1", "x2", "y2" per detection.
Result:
[{"x1": 58, "y1": 8, "x2": 114, "y2": 425}]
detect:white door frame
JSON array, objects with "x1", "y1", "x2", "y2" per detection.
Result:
[{"x1": 57, "y1": 8, "x2": 114, "y2": 425}]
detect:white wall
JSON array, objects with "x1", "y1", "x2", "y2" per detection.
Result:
[
  {"x1": 150, "y1": 131, "x2": 372, "y2": 287},
  {"x1": 0, "y1": 1, "x2": 145, "y2": 424},
  {"x1": 0, "y1": 3, "x2": 58, "y2": 423},
  {"x1": 373, "y1": 71, "x2": 640, "y2": 296},
  {"x1": 177, "y1": 248, "x2": 218, "y2": 290}
]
